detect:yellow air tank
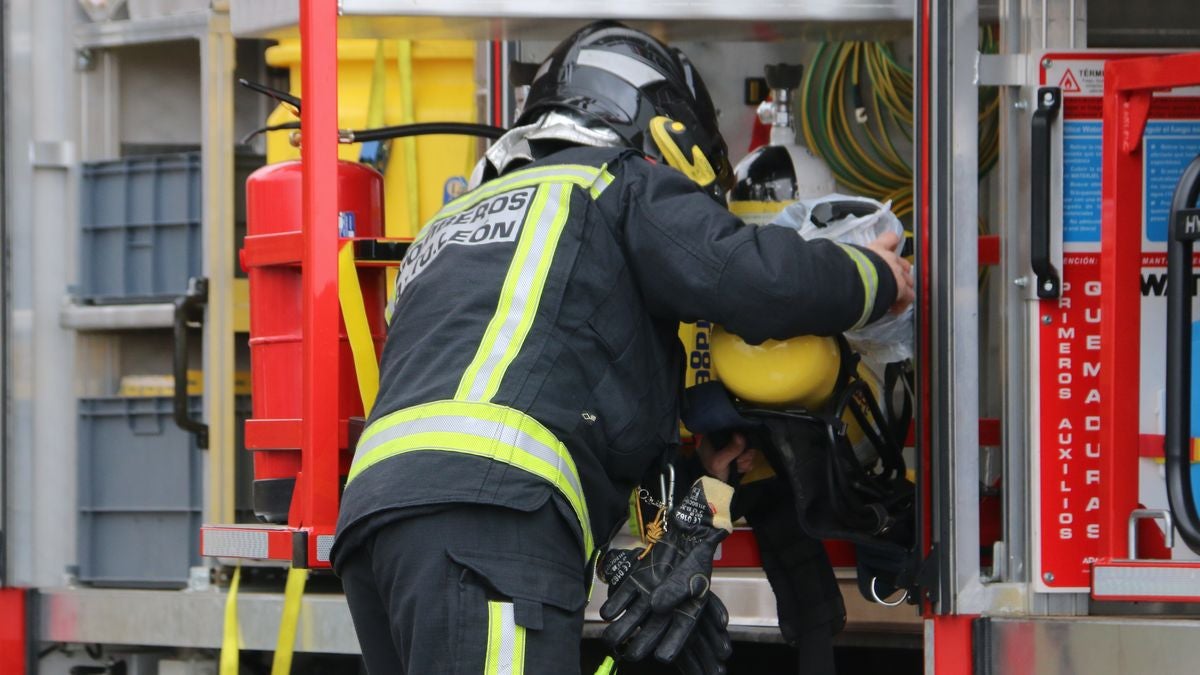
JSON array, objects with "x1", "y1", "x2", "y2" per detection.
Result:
[
  {"x1": 710, "y1": 326, "x2": 882, "y2": 464},
  {"x1": 710, "y1": 327, "x2": 842, "y2": 409}
]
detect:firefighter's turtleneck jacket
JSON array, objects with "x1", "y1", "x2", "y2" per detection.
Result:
[{"x1": 332, "y1": 146, "x2": 897, "y2": 565}]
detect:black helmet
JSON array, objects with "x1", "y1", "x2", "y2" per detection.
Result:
[{"x1": 518, "y1": 21, "x2": 732, "y2": 192}]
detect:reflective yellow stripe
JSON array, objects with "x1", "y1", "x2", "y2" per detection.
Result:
[
  {"x1": 837, "y1": 243, "x2": 879, "y2": 328},
  {"x1": 338, "y1": 243, "x2": 380, "y2": 413},
  {"x1": 485, "y1": 601, "x2": 525, "y2": 675},
  {"x1": 413, "y1": 164, "x2": 612, "y2": 243},
  {"x1": 349, "y1": 400, "x2": 594, "y2": 559},
  {"x1": 456, "y1": 182, "x2": 573, "y2": 402},
  {"x1": 485, "y1": 601, "x2": 502, "y2": 674},
  {"x1": 590, "y1": 164, "x2": 616, "y2": 199},
  {"x1": 270, "y1": 567, "x2": 310, "y2": 675},
  {"x1": 593, "y1": 656, "x2": 617, "y2": 675},
  {"x1": 219, "y1": 565, "x2": 241, "y2": 675}
]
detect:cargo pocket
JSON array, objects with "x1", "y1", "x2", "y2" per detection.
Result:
[
  {"x1": 447, "y1": 548, "x2": 587, "y2": 674},
  {"x1": 448, "y1": 548, "x2": 587, "y2": 621}
]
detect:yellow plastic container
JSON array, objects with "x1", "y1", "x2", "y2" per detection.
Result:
[{"x1": 264, "y1": 39, "x2": 478, "y2": 238}]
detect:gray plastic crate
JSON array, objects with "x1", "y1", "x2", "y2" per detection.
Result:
[
  {"x1": 78, "y1": 151, "x2": 261, "y2": 304},
  {"x1": 77, "y1": 395, "x2": 251, "y2": 588}
]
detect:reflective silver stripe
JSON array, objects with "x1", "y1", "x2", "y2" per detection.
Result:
[
  {"x1": 351, "y1": 413, "x2": 586, "y2": 508},
  {"x1": 315, "y1": 535, "x2": 334, "y2": 563},
  {"x1": 577, "y1": 49, "x2": 666, "y2": 88},
  {"x1": 496, "y1": 602, "x2": 517, "y2": 674},
  {"x1": 202, "y1": 529, "x2": 268, "y2": 559},
  {"x1": 462, "y1": 182, "x2": 569, "y2": 401}
]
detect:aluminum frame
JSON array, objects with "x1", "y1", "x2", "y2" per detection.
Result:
[{"x1": 917, "y1": 0, "x2": 985, "y2": 617}]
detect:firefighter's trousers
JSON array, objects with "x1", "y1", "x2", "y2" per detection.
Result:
[{"x1": 335, "y1": 500, "x2": 589, "y2": 675}]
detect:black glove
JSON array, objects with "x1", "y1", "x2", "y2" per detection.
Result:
[
  {"x1": 598, "y1": 477, "x2": 735, "y2": 665},
  {"x1": 598, "y1": 547, "x2": 733, "y2": 670},
  {"x1": 673, "y1": 595, "x2": 733, "y2": 675}
]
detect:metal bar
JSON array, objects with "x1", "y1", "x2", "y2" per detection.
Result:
[
  {"x1": 74, "y1": 12, "x2": 214, "y2": 49},
  {"x1": 945, "y1": 0, "x2": 983, "y2": 615},
  {"x1": 59, "y1": 303, "x2": 176, "y2": 331},
  {"x1": 983, "y1": 616, "x2": 1200, "y2": 675},
  {"x1": 1099, "y1": 72, "x2": 1152, "y2": 561},
  {"x1": 1106, "y1": 52, "x2": 1200, "y2": 94},
  {"x1": 977, "y1": 54, "x2": 1031, "y2": 87},
  {"x1": 0, "y1": 0, "x2": 7, "y2": 586},
  {"x1": 918, "y1": 0, "x2": 984, "y2": 617},
  {"x1": 40, "y1": 587, "x2": 362, "y2": 654},
  {"x1": 999, "y1": 0, "x2": 1030, "y2": 589},
  {"x1": 200, "y1": 13, "x2": 238, "y2": 526},
  {"x1": 39, "y1": 573, "x2": 922, "y2": 653},
  {"x1": 914, "y1": 0, "x2": 934, "y2": 610},
  {"x1": 243, "y1": 231, "x2": 305, "y2": 267},
  {"x1": 298, "y1": 0, "x2": 341, "y2": 535},
  {"x1": 0, "y1": 590, "x2": 28, "y2": 673},
  {"x1": 348, "y1": 0, "x2": 914, "y2": 20},
  {"x1": 928, "y1": 615, "x2": 976, "y2": 675}
]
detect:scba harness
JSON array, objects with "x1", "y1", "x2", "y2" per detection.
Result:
[{"x1": 683, "y1": 338, "x2": 920, "y2": 605}]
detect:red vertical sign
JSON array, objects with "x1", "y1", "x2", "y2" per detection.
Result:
[{"x1": 1038, "y1": 256, "x2": 1105, "y2": 586}]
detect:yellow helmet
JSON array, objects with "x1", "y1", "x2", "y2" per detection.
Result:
[
  {"x1": 709, "y1": 326, "x2": 884, "y2": 466},
  {"x1": 709, "y1": 326, "x2": 842, "y2": 409}
]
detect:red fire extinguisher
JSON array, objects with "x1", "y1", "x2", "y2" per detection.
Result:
[{"x1": 243, "y1": 159, "x2": 388, "y2": 523}]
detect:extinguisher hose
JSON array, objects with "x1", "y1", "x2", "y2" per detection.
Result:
[{"x1": 347, "y1": 122, "x2": 507, "y2": 143}]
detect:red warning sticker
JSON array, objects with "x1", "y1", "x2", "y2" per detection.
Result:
[{"x1": 1058, "y1": 68, "x2": 1082, "y2": 93}]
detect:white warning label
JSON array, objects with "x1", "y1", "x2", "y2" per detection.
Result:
[{"x1": 1042, "y1": 54, "x2": 1200, "y2": 98}]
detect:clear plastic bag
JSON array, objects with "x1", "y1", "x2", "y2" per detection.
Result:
[{"x1": 773, "y1": 194, "x2": 913, "y2": 372}]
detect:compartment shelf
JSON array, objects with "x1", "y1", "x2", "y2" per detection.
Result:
[
  {"x1": 61, "y1": 300, "x2": 176, "y2": 331},
  {"x1": 75, "y1": 10, "x2": 224, "y2": 49}
]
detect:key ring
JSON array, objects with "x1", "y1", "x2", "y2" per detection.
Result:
[{"x1": 637, "y1": 488, "x2": 666, "y2": 511}]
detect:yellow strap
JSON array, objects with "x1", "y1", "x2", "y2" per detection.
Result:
[
  {"x1": 339, "y1": 243, "x2": 381, "y2": 413},
  {"x1": 270, "y1": 567, "x2": 310, "y2": 675},
  {"x1": 219, "y1": 565, "x2": 242, "y2": 675},
  {"x1": 398, "y1": 39, "x2": 420, "y2": 235},
  {"x1": 365, "y1": 41, "x2": 388, "y2": 129}
]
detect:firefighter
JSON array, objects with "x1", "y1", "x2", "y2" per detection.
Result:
[{"x1": 330, "y1": 21, "x2": 914, "y2": 675}]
